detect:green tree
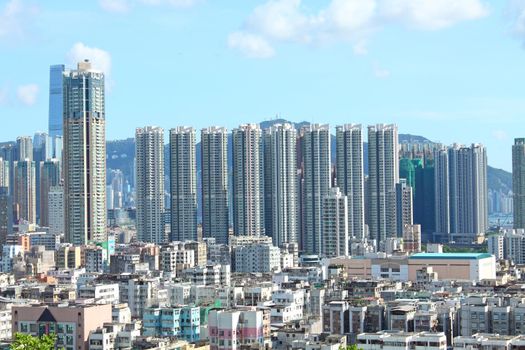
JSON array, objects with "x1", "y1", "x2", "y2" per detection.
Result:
[
  {"x1": 10, "y1": 333, "x2": 60, "y2": 350},
  {"x1": 340, "y1": 345, "x2": 362, "y2": 350}
]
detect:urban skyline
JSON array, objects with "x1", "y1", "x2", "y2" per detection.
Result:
[
  {"x1": 0, "y1": 1, "x2": 524, "y2": 172},
  {"x1": 3, "y1": 2, "x2": 525, "y2": 349}
]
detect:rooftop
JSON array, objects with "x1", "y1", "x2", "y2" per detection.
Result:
[{"x1": 409, "y1": 253, "x2": 492, "y2": 260}]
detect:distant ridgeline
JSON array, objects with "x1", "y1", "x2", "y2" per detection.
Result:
[{"x1": 106, "y1": 119, "x2": 511, "y2": 216}]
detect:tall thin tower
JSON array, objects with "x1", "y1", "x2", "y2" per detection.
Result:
[
  {"x1": 301, "y1": 124, "x2": 331, "y2": 255},
  {"x1": 434, "y1": 147, "x2": 450, "y2": 236},
  {"x1": 49, "y1": 64, "x2": 65, "y2": 138},
  {"x1": 264, "y1": 123, "x2": 298, "y2": 247},
  {"x1": 201, "y1": 127, "x2": 229, "y2": 244},
  {"x1": 336, "y1": 124, "x2": 365, "y2": 241},
  {"x1": 170, "y1": 127, "x2": 197, "y2": 241},
  {"x1": 63, "y1": 60, "x2": 106, "y2": 245},
  {"x1": 232, "y1": 124, "x2": 264, "y2": 236},
  {"x1": 367, "y1": 124, "x2": 399, "y2": 249},
  {"x1": 513, "y1": 138, "x2": 525, "y2": 229},
  {"x1": 13, "y1": 159, "x2": 36, "y2": 224},
  {"x1": 16, "y1": 136, "x2": 33, "y2": 162},
  {"x1": 39, "y1": 158, "x2": 61, "y2": 227},
  {"x1": 136, "y1": 126, "x2": 165, "y2": 243}
]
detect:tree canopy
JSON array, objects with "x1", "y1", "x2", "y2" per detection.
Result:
[{"x1": 10, "y1": 333, "x2": 59, "y2": 350}]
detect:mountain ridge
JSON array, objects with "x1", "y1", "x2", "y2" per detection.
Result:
[{"x1": 106, "y1": 120, "x2": 511, "y2": 195}]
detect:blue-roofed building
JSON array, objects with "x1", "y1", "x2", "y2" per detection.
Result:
[{"x1": 408, "y1": 252, "x2": 495, "y2": 282}]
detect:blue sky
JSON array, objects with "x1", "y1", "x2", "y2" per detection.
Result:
[{"x1": 0, "y1": 0, "x2": 524, "y2": 170}]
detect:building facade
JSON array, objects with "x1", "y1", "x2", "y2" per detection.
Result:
[
  {"x1": 39, "y1": 158, "x2": 60, "y2": 227},
  {"x1": 336, "y1": 124, "x2": 365, "y2": 241},
  {"x1": 232, "y1": 124, "x2": 264, "y2": 236},
  {"x1": 48, "y1": 64, "x2": 65, "y2": 138},
  {"x1": 513, "y1": 138, "x2": 525, "y2": 229},
  {"x1": 264, "y1": 123, "x2": 298, "y2": 247},
  {"x1": 367, "y1": 124, "x2": 399, "y2": 249},
  {"x1": 170, "y1": 126, "x2": 197, "y2": 241},
  {"x1": 63, "y1": 60, "x2": 107, "y2": 245},
  {"x1": 396, "y1": 179, "x2": 413, "y2": 236},
  {"x1": 13, "y1": 159, "x2": 36, "y2": 224},
  {"x1": 434, "y1": 144, "x2": 488, "y2": 243},
  {"x1": 301, "y1": 124, "x2": 331, "y2": 255},
  {"x1": 136, "y1": 126, "x2": 165, "y2": 244},
  {"x1": 322, "y1": 187, "x2": 349, "y2": 258},
  {"x1": 201, "y1": 126, "x2": 229, "y2": 244}
]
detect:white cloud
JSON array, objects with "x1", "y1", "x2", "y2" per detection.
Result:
[
  {"x1": 66, "y1": 42, "x2": 112, "y2": 75},
  {"x1": 139, "y1": 0, "x2": 199, "y2": 7},
  {"x1": 229, "y1": 0, "x2": 489, "y2": 58},
  {"x1": 245, "y1": 0, "x2": 311, "y2": 42},
  {"x1": 228, "y1": 32, "x2": 275, "y2": 58},
  {"x1": 99, "y1": 0, "x2": 130, "y2": 13},
  {"x1": 492, "y1": 129, "x2": 508, "y2": 141},
  {"x1": 0, "y1": 86, "x2": 8, "y2": 106},
  {"x1": 16, "y1": 84, "x2": 38, "y2": 106},
  {"x1": 0, "y1": 0, "x2": 38, "y2": 41},
  {"x1": 380, "y1": 0, "x2": 489, "y2": 30},
  {"x1": 99, "y1": 0, "x2": 199, "y2": 12},
  {"x1": 321, "y1": 0, "x2": 377, "y2": 34},
  {"x1": 373, "y1": 64, "x2": 391, "y2": 78},
  {"x1": 508, "y1": 0, "x2": 525, "y2": 43},
  {"x1": 352, "y1": 41, "x2": 368, "y2": 55}
]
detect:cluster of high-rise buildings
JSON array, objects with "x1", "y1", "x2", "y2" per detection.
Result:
[
  {"x1": 0, "y1": 61, "x2": 497, "y2": 260},
  {"x1": 3, "y1": 60, "x2": 525, "y2": 350},
  {"x1": 134, "y1": 122, "x2": 491, "y2": 255}
]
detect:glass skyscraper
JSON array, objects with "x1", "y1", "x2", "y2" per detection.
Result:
[{"x1": 48, "y1": 64, "x2": 65, "y2": 138}]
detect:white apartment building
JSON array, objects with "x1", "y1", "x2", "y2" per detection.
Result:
[
  {"x1": 78, "y1": 283, "x2": 119, "y2": 304},
  {"x1": 357, "y1": 331, "x2": 447, "y2": 350},
  {"x1": 234, "y1": 243, "x2": 280, "y2": 273}
]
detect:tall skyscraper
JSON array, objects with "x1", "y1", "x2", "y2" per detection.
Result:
[
  {"x1": 336, "y1": 124, "x2": 365, "y2": 241},
  {"x1": 170, "y1": 127, "x2": 197, "y2": 241},
  {"x1": 454, "y1": 144, "x2": 488, "y2": 237},
  {"x1": 399, "y1": 158, "x2": 421, "y2": 190},
  {"x1": 33, "y1": 132, "x2": 53, "y2": 161},
  {"x1": 434, "y1": 147, "x2": 450, "y2": 236},
  {"x1": 232, "y1": 124, "x2": 264, "y2": 236},
  {"x1": 33, "y1": 132, "x2": 53, "y2": 223},
  {"x1": 413, "y1": 158, "x2": 436, "y2": 239},
  {"x1": 0, "y1": 187, "x2": 12, "y2": 246},
  {"x1": 201, "y1": 127, "x2": 229, "y2": 244},
  {"x1": 0, "y1": 143, "x2": 16, "y2": 193},
  {"x1": 16, "y1": 136, "x2": 33, "y2": 162},
  {"x1": 264, "y1": 123, "x2": 298, "y2": 247},
  {"x1": 39, "y1": 159, "x2": 61, "y2": 227},
  {"x1": 434, "y1": 144, "x2": 488, "y2": 242},
  {"x1": 13, "y1": 159, "x2": 36, "y2": 224},
  {"x1": 513, "y1": 138, "x2": 525, "y2": 229},
  {"x1": 63, "y1": 60, "x2": 106, "y2": 245},
  {"x1": 0, "y1": 157, "x2": 9, "y2": 190},
  {"x1": 321, "y1": 187, "x2": 348, "y2": 258},
  {"x1": 49, "y1": 64, "x2": 65, "y2": 138},
  {"x1": 51, "y1": 135, "x2": 63, "y2": 160},
  {"x1": 136, "y1": 126, "x2": 165, "y2": 244},
  {"x1": 301, "y1": 124, "x2": 331, "y2": 255},
  {"x1": 48, "y1": 185, "x2": 64, "y2": 236},
  {"x1": 367, "y1": 124, "x2": 399, "y2": 249},
  {"x1": 396, "y1": 179, "x2": 413, "y2": 236}
]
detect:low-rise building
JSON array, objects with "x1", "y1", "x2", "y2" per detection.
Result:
[{"x1": 12, "y1": 303, "x2": 112, "y2": 350}]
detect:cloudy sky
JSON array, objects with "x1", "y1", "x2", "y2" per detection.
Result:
[{"x1": 0, "y1": 0, "x2": 524, "y2": 170}]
